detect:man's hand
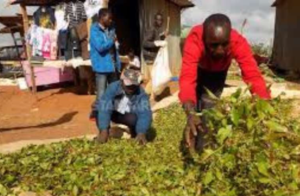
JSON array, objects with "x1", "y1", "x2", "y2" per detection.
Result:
[
  {"x1": 183, "y1": 101, "x2": 204, "y2": 148},
  {"x1": 185, "y1": 114, "x2": 203, "y2": 148},
  {"x1": 114, "y1": 35, "x2": 118, "y2": 42},
  {"x1": 159, "y1": 31, "x2": 168, "y2": 40},
  {"x1": 136, "y1": 133, "x2": 147, "y2": 145}
]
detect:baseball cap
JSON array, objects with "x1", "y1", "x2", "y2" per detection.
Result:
[{"x1": 121, "y1": 68, "x2": 142, "y2": 86}]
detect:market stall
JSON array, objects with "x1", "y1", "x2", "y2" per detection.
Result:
[
  {"x1": 8, "y1": 0, "x2": 193, "y2": 93},
  {"x1": 8, "y1": 0, "x2": 128, "y2": 93},
  {"x1": 0, "y1": 15, "x2": 28, "y2": 65}
]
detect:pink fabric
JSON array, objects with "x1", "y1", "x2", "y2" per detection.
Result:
[
  {"x1": 22, "y1": 61, "x2": 74, "y2": 87},
  {"x1": 42, "y1": 31, "x2": 51, "y2": 59},
  {"x1": 50, "y1": 31, "x2": 58, "y2": 60}
]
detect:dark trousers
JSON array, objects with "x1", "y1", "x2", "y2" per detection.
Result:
[
  {"x1": 111, "y1": 111, "x2": 137, "y2": 137},
  {"x1": 92, "y1": 72, "x2": 119, "y2": 111},
  {"x1": 195, "y1": 68, "x2": 228, "y2": 150},
  {"x1": 196, "y1": 68, "x2": 228, "y2": 110}
]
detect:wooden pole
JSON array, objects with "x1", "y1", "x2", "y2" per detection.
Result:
[
  {"x1": 166, "y1": 16, "x2": 170, "y2": 34},
  {"x1": 20, "y1": 3, "x2": 37, "y2": 93}
]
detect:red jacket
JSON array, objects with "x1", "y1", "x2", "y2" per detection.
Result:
[{"x1": 179, "y1": 25, "x2": 271, "y2": 104}]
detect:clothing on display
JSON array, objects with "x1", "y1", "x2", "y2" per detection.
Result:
[
  {"x1": 65, "y1": 28, "x2": 81, "y2": 60},
  {"x1": 84, "y1": 0, "x2": 104, "y2": 19},
  {"x1": 50, "y1": 31, "x2": 58, "y2": 60},
  {"x1": 27, "y1": 25, "x2": 58, "y2": 60},
  {"x1": 75, "y1": 21, "x2": 89, "y2": 60},
  {"x1": 33, "y1": 6, "x2": 56, "y2": 29},
  {"x1": 65, "y1": 0, "x2": 87, "y2": 28},
  {"x1": 28, "y1": 25, "x2": 43, "y2": 57},
  {"x1": 42, "y1": 30, "x2": 51, "y2": 59},
  {"x1": 58, "y1": 30, "x2": 68, "y2": 58},
  {"x1": 55, "y1": 3, "x2": 69, "y2": 31}
]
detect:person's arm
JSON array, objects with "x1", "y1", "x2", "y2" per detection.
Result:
[
  {"x1": 232, "y1": 34, "x2": 271, "y2": 99},
  {"x1": 179, "y1": 27, "x2": 203, "y2": 108},
  {"x1": 97, "y1": 82, "x2": 118, "y2": 131},
  {"x1": 90, "y1": 26, "x2": 114, "y2": 53},
  {"x1": 143, "y1": 29, "x2": 157, "y2": 49},
  {"x1": 135, "y1": 95, "x2": 153, "y2": 134}
]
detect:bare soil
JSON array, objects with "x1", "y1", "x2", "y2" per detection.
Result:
[{"x1": 0, "y1": 82, "x2": 179, "y2": 145}]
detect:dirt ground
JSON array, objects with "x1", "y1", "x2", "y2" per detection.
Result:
[
  {"x1": 0, "y1": 86, "x2": 97, "y2": 144},
  {"x1": 0, "y1": 82, "x2": 179, "y2": 145},
  {"x1": 1, "y1": 78, "x2": 300, "y2": 145}
]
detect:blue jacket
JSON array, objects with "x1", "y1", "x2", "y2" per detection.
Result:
[
  {"x1": 90, "y1": 23, "x2": 121, "y2": 73},
  {"x1": 98, "y1": 81, "x2": 153, "y2": 134}
]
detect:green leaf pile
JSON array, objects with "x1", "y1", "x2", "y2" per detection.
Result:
[
  {"x1": 0, "y1": 90, "x2": 300, "y2": 196},
  {"x1": 197, "y1": 89, "x2": 300, "y2": 196}
]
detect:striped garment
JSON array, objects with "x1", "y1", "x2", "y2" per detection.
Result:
[{"x1": 64, "y1": 1, "x2": 87, "y2": 28}]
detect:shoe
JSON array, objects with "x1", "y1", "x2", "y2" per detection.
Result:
[
  {"x1": 94, "y1": 131, "x2": 109, "y2": 144},
  {"x1": 89, "y1": 110, "x2": 98, "y2": 121}
]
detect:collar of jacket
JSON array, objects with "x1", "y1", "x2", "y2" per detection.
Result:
[
  {"x1": 97, "y1": 23, "x2": 107, "y2": 32},
  {"x1": 115, "y1": 82, "x2": 141, "y2": 102}
]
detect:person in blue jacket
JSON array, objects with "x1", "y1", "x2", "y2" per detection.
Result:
[
  {"x1": 89, "y1": 8, "x2": 121, "y2": 120},
  {"x1": 95, "y1": 66, "x2": 153, "y2": 145}
]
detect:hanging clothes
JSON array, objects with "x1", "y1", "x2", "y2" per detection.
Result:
[
  {"x1": 75, "y1": 21, "x2": 89, "y2": 60},
  {"x1": 42, "y1": 30, "x2": 51, "y2": 59},
  {"x1": 65, "y1": 28, "x2": 81, "y2": 60},
  {"x1": 50, "y1": 30, "x2": 58, "y2": 60},
  {"x1": 28, "y1": 25, "x2": 43, "y2": 57},
  {"x1": 27, "y1": 25, "x2": 58, "y2": 59},
  {"x1": 55, "y1": 3, "x2": 69, "y2": 31},
  {"x1": 84, "y1": 0, "x2": 104, "y2": 19},
  {"x1": 64, "y1": 0, "x2": 87, "y2": 28},
  {"x1": 33, "y1": 6, "x2": 56, "y2": 29}
]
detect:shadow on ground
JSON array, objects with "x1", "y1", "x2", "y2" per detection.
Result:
[{"x1": 0, "y1": 111, "x2": 78, "y2": 132}]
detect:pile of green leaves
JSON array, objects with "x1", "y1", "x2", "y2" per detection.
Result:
[
  {"x1": 0, "y1": 90, "x2": 300, "y2": 196},
  {"x1": 197, "y1": 89, "x2": 300, "y2": 196}
]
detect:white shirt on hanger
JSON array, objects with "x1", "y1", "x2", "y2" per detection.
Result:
[
  {"x1": 55, "y1": 4, "x2": 69, "y2": 31},
  {"x1": 84, "y1": 0, "x2": 104, "y2": 19}
]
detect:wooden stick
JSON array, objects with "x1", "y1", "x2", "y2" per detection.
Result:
[
  {"x1": 20, "y1": 3, "x2": 37, "y2": 94},
  {"x1": 166, "y1": 16, "x2": 170, "y2": 34}
]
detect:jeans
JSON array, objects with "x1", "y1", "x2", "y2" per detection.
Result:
[
  {"x1": 195, "y1": 68, "x2": 228, "y2": 151},
  {"x1": 92, "y1": 72, "x2": 119, "y2": 111}
]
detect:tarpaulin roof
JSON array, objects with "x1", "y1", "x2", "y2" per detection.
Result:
[{"x1": 10, "y1": 0, "x2": 194, "y2": 8}]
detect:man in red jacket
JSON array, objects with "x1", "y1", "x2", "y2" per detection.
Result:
[{"x1": 179, "y1": 14, "x2": 271, "y2": 151}]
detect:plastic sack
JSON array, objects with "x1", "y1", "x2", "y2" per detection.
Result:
[{"x1": 151, "y1": 43, "x2": 172, "y2": 96}]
